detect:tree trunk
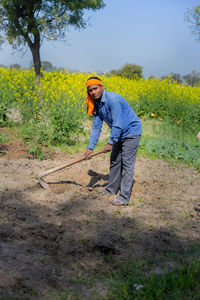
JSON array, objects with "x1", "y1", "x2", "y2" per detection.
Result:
[{"x1": 30, "y1": 43, "x2": 41, "y2": 85}]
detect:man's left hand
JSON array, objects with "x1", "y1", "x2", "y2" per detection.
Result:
[{"x1": 104, "y1": 143, "x2": 113, "y2": 152}]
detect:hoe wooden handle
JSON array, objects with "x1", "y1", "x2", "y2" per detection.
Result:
[{"x1": 38, "y1": 148, "x2": 105, "y2": 180}]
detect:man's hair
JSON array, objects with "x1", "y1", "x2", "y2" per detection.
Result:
[{"x1": 87, "y1": 76, "x2": 101, "y2": 81}]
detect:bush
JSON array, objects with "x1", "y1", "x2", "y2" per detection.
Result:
[{"x1": 109, "y1": 63, "x2": 143, "y2": 80}]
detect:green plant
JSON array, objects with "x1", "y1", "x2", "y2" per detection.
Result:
[
  {"x1": 47, "y1": 290, "x2": 78, "y2": 300},
  {"x1": 0, "y1": 104, "x2": 8, "y2": 127},
  {"x1": 21, "y1": 119, "x2": 47, "y2": 160},
  {"x1": 28, "y1": 143, "x2": 44, "y2": 160},
  {"x1": 107, "y1": 260, "x2": 200, "y2": 300},
  {"x1": 0, "y1": 134, "x2": 8, "y2": 144},
  {"x1": 139, "y1": 136, "x2": 200, "y2": 171},
  {"x1": 110, "y1": 63, "x2": 143, "y2": 80}
]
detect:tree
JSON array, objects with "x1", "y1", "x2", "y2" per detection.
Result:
[
  {"x1": 148, "y1": 75, "x2": 155, "y2": 80},
  {"x1": 170, "y1": 73, "x2": 183, "y2": 84},
  {"x1": 109, "y1": 63, "x2": 143, "y2": 80},
  {"x1": 185, "y1": 5, "x2": 200, "y2": 42},
  {"x1": 183, "y1": 70, "x2": 200, "y2": 87},
  {"x1": 0, "y1": 0, "x2": 105, "y2": 80},
  {"x1": 10, "y1": 63, "x2": 21, "y2": 69},
  {"x1": 161, "y1": 73, "x2": 183, "y2": 84},
  {"x1": 41, "y1": 61, "x2": 55, "y2": 72}
]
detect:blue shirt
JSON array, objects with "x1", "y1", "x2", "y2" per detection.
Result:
[{"x1": 88, "y1": 90, "x2": 142, "y2": 150}]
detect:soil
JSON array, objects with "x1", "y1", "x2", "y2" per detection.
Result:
[{"x1": 0, "y1": 140, "x2": 200, "y2": 299}]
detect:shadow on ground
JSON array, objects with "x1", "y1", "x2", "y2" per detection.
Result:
[{"x1": 0, "y1": 184, "x2": 199, "y2": 300}]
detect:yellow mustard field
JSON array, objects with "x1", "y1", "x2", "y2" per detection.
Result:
[{"x1": 0, "y1": 67, "x2": 200, "y2": 132}]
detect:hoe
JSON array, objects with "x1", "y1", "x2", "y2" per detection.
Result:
[{"x1": 38, "y1": 149, "x2": 105, "y2": 189}]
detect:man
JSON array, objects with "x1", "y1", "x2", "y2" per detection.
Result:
[{"x1": 85, "y1": 76, "x2": 142, "y2": 206}]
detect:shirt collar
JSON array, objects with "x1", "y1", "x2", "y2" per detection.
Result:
[{"x1": 95, "y1": 90, "x2": 106, "y2": 105}]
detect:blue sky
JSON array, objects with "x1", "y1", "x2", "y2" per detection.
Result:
[{"x1": 0, "y1": 0, "x2": 199, "y2": 77}]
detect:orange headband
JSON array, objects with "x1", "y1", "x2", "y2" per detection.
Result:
[{"x1": 86, "y1": 79, "x2": 103, "y2": 87}]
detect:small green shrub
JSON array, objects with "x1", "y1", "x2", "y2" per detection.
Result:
[
  {"x1": 0, "y1": 104, "x2": 8, "y2": 127},
  {"x1": 0, "y1": 134, "x2": 8, "y2": 143}
]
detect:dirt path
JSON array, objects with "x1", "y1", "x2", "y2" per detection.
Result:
[{"x1": 0, "y1": 146, "x2": 200, "y2": 299}]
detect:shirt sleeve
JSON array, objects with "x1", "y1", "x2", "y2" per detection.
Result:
[
  {"x1": 108, "y1": 97, "x2": 124, "y2": 145},
  {"x1": 88, "y1": 113, "x2": 103, "y2": 150}
]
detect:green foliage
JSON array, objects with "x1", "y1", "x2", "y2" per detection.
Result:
[
  {"x1": 142, "y1": 119, "x2": 196, "y2": 142},
  {"x1": 138, "y1": 119, "x2": 200, "y2": 171},
  {"x1": 0, "y1": 0, "x2": 105, "y2": 44},
  {"x1": 29, "y1": 143, "x2": 44, "y2": 160},
  {"x1": 0, "y1": 67, "x2": 37, "y2": 123},
  {"x1": 161, "y1": 73, "x2": 183, "y2": 84},
  {"x1": 0, "y1": 104, "x2": 8, "y2": 127},
  {"x1": 10, "y1": 63, "x2": 21, "y2": 70},
  {"x1": 185, "y1": 5, "x2": 200, "y2": 42},
  {"x1": 20, "y1": 99, "x2": 85, "y2": 159},
  {"x1": 21, "y1": 119, "x2": 47, "y2": 160},
  {"x1": 110, "y1": 63, "x2": 143, "y2": 80},
  {"x1": 107, "y1": 260, "x2": 200, "y2": 299},
  {"x1": 0, "y1": 134, "x2": 7, "y2": 143},
  {"x1": 48, "y1": 290, "x2": 78, "y2": 300},
  {"x1": 139, "y1": 136, "x2": 200, "y2": 170},
  {"x1": 0, "y1": 68, "x2": 199, "y2": 165},
  {"x1": 128, "y1": 79, "x2": 200, "y2": 133},
  {"x1": 50, "y1": 117, "x2": 80, "y2": 144},
  {"x1": 183, "y1": 70, "x2": 200, "y2": 87},
  {"x1": 0, "y1": 0, "x2": 105, "y2": 76},
  {"x1": 41, "y1": 61, "x2": 55, "y2": 72}
]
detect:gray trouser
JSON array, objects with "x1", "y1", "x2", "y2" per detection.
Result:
[{"x1": 105, "y1": 135, "x2": 140, "y2": 204}]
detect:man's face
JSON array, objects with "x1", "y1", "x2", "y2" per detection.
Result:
[{"x1": 87, "y1": 84, "x2": 104, "y2": 101}]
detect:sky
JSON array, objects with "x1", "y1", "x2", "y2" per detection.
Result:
[{"x1": 0, "y1": 0, "x2": 199, "y2": 78}]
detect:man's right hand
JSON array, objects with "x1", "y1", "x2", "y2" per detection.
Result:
[{"x1": 85, "y1": 148, "x2": 93, "y2": 160}]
